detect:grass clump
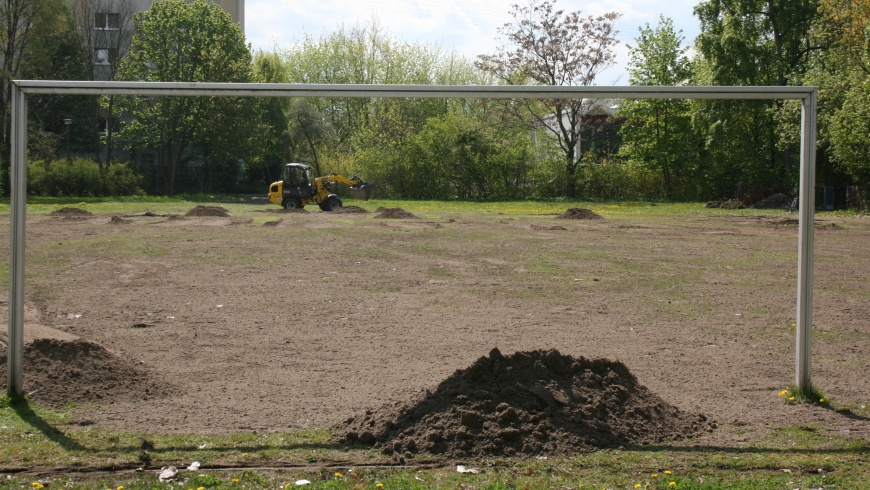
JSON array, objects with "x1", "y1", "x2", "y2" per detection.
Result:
[{"x1": 778, "y1": 384, "x2": 828, "y2": 405}]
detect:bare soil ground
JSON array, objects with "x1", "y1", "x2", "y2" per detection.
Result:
[{"x1": 1, "y1": 206, "x2": 868, "y2": 453}]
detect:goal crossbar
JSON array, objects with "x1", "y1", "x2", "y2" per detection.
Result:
[{"x1": 6, "y1": 81, "x2": 818, "y2": 397}]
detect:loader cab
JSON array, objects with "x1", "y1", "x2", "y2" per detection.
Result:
[{"x1": 281, "y1": 163, "x2": 316, "y2": 204}]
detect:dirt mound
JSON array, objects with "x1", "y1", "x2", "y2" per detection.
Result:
[
  {"x1": 336, "y1": 348, "x2": 713, "y2": 459},
  {"x1": 706, "y1": 200, "x2": 745, "y2": 209},
  {"x1": 752, "y1": 193, "x2": 793, "y2": 209},
  {"x1": 262, "y1": 218, "x2": 283, "y2": 227},
  {"x1": 557, "y1": 208, "x2": 602, "y2": 220},
  {"x1": 334, "y1": 205, "x2": 369, "y2": 214},
  {"x1": 0, "y1": 338, "x2": 171, "y2": 408},
  {"x1": 50, "y1": 207, "x2": 92, "y2": 217},
  {"x1": 109, "y1": 215, "x2": 132, "y2": 225},
  {"x1": 185, "y1": 205, "x2": 230, "y2": 217},
  {"x1": 375, "y1": 207, "x2": 418, "y2": 219}
]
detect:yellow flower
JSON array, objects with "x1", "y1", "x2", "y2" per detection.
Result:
[
  {"x1": 198, "y1": 487, "x2": 205, "y2": 490},
  {"x1": 335, "y1": 472, "x2": 343, "y2": 478},
  {"x1": 664, "y1": 470, "x2": 672, "y2": 475},
  {"x1": 31, "y1": 484, "x2": 44, "y2": 490},
  {"x1": 231, "y1": 479, "x2": 239, "y2": 483},
  {"x1": 779, "y1": 390, "x2": 788, "y2": 396},
  {"x1": 635, "y1": 484, "x2": 642, "y2": 489},
  {"x1": 788, "y1": 396, "x2": 795, "y2": 402},
  {"x1": 118, "y1": 486, "x2": 124, "y2": 490},
  {"x1": 652, "y1": 473, "x2": 658, "y2": 478},
  {"x1": 669, "y1": 482, "x2": 677, "y2": 488},
  {"x1": 376, "y1": 484, "x2": 384, "y2": 488},
  {"x1": 819, "y1": 398, "x2": 826, "y2": 403}
]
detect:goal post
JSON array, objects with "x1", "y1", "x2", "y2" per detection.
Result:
[{"x1": 6, "y1": 81, "x2": 818, "y2": 396}]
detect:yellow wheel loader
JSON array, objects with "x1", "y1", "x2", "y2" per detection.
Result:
[{"x1": 267, "y1": 163, "x2": 373, "y2": 211}]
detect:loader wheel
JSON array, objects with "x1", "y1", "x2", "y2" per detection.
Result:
[
  {"x1": 283, "y1": 197, "x2": 302, "y2": 210},
  {"x1": 322, "y1": 196, "x2": 342, "y2": 212}
]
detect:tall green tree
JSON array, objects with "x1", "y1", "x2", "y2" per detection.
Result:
[
  {"x1": 619, "y1": 16, "x2": 695, "y2": 199},
  {"x1": 693, "y1": 0, "x2": 819, "y2": 198},
  {"x1": 476, "y1": 0, "x2": 621, "y2": 197},
  {"x1": 113, "y1": 0, "x2": 252, "y2": 195}
]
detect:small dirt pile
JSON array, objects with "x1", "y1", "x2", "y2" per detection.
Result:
[
  {"x1": 109, "y1": 215, "x2": 132, "y2": 225},
  {"x1": 334, "y1": 205, "x2": 369, "y2": 214},
  {"x1": 0, "y1": 338, "x2": 170, "y2": 408},
  {"x1": 752, "y1": 193, "x2": 793, "y2": 210},
  {"x1": 375, "y1": 207, "x2": 418, "y2": 219},
  {"x1": 557, "y1": 208, "x2": 602, "y2": 220},
  {"x1": 185, "y1": 205, "x2": 230, "y2": 217},
  {"x1": 50, "y1": 207, "x2": 92, "y2": 217},
  {"x1": 262, "y1": 218, "x2": 283, "y2": 227},
  {"x1": 336, "y1": 348, "x2": 713, "y2": 459}
]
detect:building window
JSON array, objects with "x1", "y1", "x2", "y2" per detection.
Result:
[
  {"x1": 97, "y1": 117, "x2": 119, "y2": 135},
  {"x1": 94, "y1": 48, "x2": 118, "y2": 66},
  {"x1": 94, "y1": 12, "x2": 120, "y2": 30}
]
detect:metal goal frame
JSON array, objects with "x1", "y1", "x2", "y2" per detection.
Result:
[{"x1": 6, "y1": 81, "x2": 818, "y2": 396}]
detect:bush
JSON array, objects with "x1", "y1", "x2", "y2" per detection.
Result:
[{"x1": 27, "y1": 158, "x2": 143, "y2": 196}]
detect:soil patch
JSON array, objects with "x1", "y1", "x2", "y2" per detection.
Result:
[
  {"x1": 333, "y1": 205, "x2": 369, "y2": 214},
  {"x1": 557, "y1": 208, "x2": 602, "y2": 220},
  {"x1": 50, "y1": 207, "x2": 92, "y2": 217},
  {"x1": 263, "y1": 208, "x2": 309, "y2": 214},
  {"x1": 336, "y1": 348, "x2": 713, "y2": 459},
  {"x1": 531, "y1": 224, "x2": 567, "y2": 231},
  {"x1": 0, "y1": 338, "x2": 171, "y2": 408},
  {"x1": 375, "y1": 207, "x2": 418, "y2": 219},
  {"x1": 262, "y1": 218, "x2": 283, "y2": 227},
  {"x1": 706, "y1": 200, "x2": 745, "y2": 209},
  {"x1": 185, "y1": 205, "x2": 230, "y2": 217},
  {"x1": 752, "y1": 193, "x2": 793, "y2": 210}
]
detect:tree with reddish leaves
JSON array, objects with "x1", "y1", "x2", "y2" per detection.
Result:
[{"x1": 476, "y1": 0, "x2": 620, "y2": 197}]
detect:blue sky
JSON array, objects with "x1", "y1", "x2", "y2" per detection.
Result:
[{"x1": 244, "y1": 0, "x2": 702, "y2": 85}]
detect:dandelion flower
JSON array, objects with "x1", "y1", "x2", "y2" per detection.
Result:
[
  {"x1": 376, "y1": 484, "x2": 384, "y2": 488},
  {"x1": 118, "y1": 486, "x2": 124, "y2": 490},
  {"x1": 198, "y1": 487, "x2": 205, "y2": 490},
  {"x1": 820, "y1": 398, "x2": 826, "y2": 403},
  {"x1": 779, "y1": 390, "x2": 788, "y2": 396},
  {"x1": 788, "y1": 396, "x2": 795, "y2": 402},
  {"x1": 335, "y1": 472, "x2": 343, "y2": 478},
  {"x1": 635, "y1": 484, "x2": 642, "y2": 489},
  {"x1": 669, "y1": 482, "x2": 677, "y2": 488},
  {"x1": 652, "y1": 473, "x2": 658, "y2": 478},
  {"x1": 31, "y1": 484, "x2": 44, "y2": 490},
  {"x1": 664, "y1": 470, "x2": 672, "y2": 475},
  {"x1": 231, "y1": 478, "x2": 239, "y2": 483}
]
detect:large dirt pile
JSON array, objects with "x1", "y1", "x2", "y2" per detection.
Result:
[
  {"x1": 752, "y1": 193, "x2": 793, "y2": 210},
  {"x1": 557, "y1": 208, "x2": 602, "y2": 220},
  {"x1": 0, "y1": 338, "x2": 171, "y2": 408},
  {"x1": 185, "y1": 205, "x2": 230, "y2": 217},
  {"x1": 50, "y1": 207, "x2": 92, "y2": 217},
  {"x1": 336, "y1": 348, "x2": 713, "y2": 459},
  {"x1": 375, "y1": 207, "x2": 418, "y2": 219}
]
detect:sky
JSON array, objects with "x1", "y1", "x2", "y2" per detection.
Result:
[{"x1": 243, "y1": 0, "x2": 704, "y2": 86}]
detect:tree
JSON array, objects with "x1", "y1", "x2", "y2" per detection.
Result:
[
  {"x1": 618, "y1": 16, "x2": 695, "y2": 199},
  {"x1": 476, "y1": 0, "x2": 620, "y2": 197},
  {"x1": 693, "y1": 0, "x2": 820, "y2": 197},
  {"x1": 0, "y1": 0, "x2": 78, "y2": 168},
  {"x1": 113, "y1": 0, "x2": 252, "y2": 195}
]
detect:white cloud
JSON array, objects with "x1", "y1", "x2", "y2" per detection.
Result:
[{"x1": 244, "y1": 0, "x2": 702, "y2": 85}]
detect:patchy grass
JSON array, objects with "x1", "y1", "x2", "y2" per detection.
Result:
[{"x1": 1, "y1": 396, "x2": 869, "y2": 489}]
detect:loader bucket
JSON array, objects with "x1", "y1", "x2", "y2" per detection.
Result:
[{"x1": 350, "y1": 183, "x2": 374, "y2": 201}]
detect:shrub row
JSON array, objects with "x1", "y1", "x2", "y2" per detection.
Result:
[{"x1": 27, "y1": 159, "x2": 144, "y2": 197}]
